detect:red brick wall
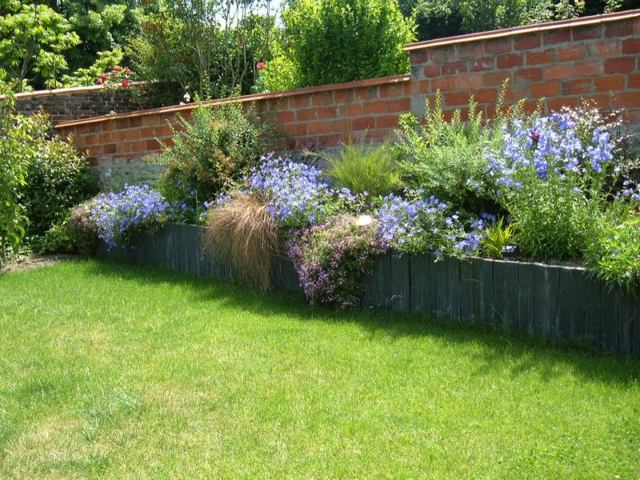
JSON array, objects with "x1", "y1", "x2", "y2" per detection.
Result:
[
  {"x1": 407, "y1": 10, "x2": 640, "y2": 121},
  {"x1": 56, "y1": 9, "x2": 640, "y2": 166},
  {"x1": 57, "y1": 75, "x2": 411, "y2": 165}
]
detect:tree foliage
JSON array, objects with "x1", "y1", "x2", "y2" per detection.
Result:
[
  {"x1": 0, "y1": 2, "x2": 80, "y2": 90},
  {"x1": 0, "y1": 89, "x2": 28, "y2": 258},
  {"x1": 279, "y1": 0, "x2": 415, "y2": 87},
  {"x1": 399, "y1": 0, "x2": 639, "y2": 41},
  {"x1": 128, "y1": 0, "x2": 279, "y2": 100}
]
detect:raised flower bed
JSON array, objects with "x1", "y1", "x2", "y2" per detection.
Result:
[{"x1": 99, "y1": 223, "x2": 639, "y2": 357}]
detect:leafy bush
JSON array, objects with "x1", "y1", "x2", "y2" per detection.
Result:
[
  {"x1": 396, "y1": 92, "x2": 506, "y2": 211},
  {"x1": 586, "y1": 213, "x2": 640, "y2": 294},
  {"x1": 0, "y1": 90, "x2": 28, "y2": 259},
  {"x1": 288, "y1": 215, "x2": 386, "y2": 308},
  {"x1": 204, "y1": 190, "x2": 279, "y2": 291},
  {"x1": 90, "y1": 185, "x2": 169, "y2": 250},
  {"x1": 324, "y1": 142, "x2": 401, "y2": 197},
  {"x1": 128, "y1": 4, "x2": 278, "y2": 100},
  {"x1": 280, "y1": 0, "x2": 415, "y2": 87},
  {"x1": 31, "y1": 218, "x2": 75, "y2": 255},
  {"x1": 376, "y1": 191, "x2": 488, "y2": 258},
  {"x1": 402, "y1": 0, "x2": 598, "y2": 42},
  {"x1": 18, "y1": 113, "x2": 97, "y2": 236},
  {"x1": 153, "y1": 104, "x2": 273, "y2": 220},
  {"x1": 253, "y1": 50, "x2": 300, "y2": 93},
  {"x1": 486, "y1": 107, "x2": 619, "y2": 261}
]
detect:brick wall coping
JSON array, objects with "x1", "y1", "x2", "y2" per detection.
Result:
[
  {"x1": 54, "y1": 74, "x2": 410, "y2": 129},
  {"x1": 0, "y1": 82, "x2": 144, "y2": 101},
  {"x1": 406, "y1": 8, "x2": 640, "y2": 51}
]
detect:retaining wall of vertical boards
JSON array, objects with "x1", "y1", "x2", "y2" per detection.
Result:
[
  {"x1": 54, "y1": 9, "x2": 640, "y2": 167},
  {"x1": 99, "y1": 224, "x2": 640, "y2": 357}
]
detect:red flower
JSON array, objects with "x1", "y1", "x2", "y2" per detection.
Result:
[
  {"x1": 113, "y1": 65, "x2": 121, "y2": 72},
  {"x1": 256, "y1": 61, "x2": 266, "y2": 71},
  {"x1": 121, "y1": 79, "x2": 130, "y2": 88},
  {"x1": 124, "y1": 66, "x2": 132, "y2": 75}
]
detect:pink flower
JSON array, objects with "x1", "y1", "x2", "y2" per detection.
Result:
[
  {"x1": 256, "y1": 61, "x2": 266, "y2": 71},
  {"x1": 113, "y1": 65, "x2": 121, "y2": 72},
  {"x1": 121, "y1": 79, "x2": 130, "y2": 88}
]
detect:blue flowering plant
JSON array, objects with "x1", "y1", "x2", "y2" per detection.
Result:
[
  {"x1": 90, "y1": 185, "x2": 170, "y2": 250},
  {"x1": 244, "y1": 154, "x2": 367, "y2": 230},
  {"x1": 376, "y1": 190, "x2": 492, "y2": 258},
  {"x1": 484, "y1": 105, "x2": 629, "y2": 261}
]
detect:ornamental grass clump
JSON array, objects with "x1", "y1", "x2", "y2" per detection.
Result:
[
  {"x1": 204, "y1": 190, "x2": 279, "y2": 291},
  {"x1": 323, "y1": 141, "x2": 402, "y2": 197},
  {"x1": 90, "y1": 185, "x2": 169, "y2": 250},
  {"x1": 288, "y1": 215, "x2": 386, "y2": 309}
]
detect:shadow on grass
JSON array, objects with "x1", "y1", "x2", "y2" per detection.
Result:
[{"x1": 85, "y1": 259, "x2": 640, "y2": 386}]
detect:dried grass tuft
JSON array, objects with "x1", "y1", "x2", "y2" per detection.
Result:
[{"x1": 203, "y1": 190, "x2": 279, "y2": 291}]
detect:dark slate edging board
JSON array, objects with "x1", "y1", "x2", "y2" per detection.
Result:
[{"x1": 98, "y1": 223, "x2": 640, "y2": 357}]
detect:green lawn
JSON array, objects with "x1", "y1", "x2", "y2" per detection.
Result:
[{"x1": 0, "y1": 260, "x2": 638, "y2": 479}]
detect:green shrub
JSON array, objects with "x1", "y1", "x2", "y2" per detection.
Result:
[
  {"x1": 324, "y1": 142, "x2": 401, "y2": 197},
  {"x1": 508, "y1": 175, "x2": 604, "y2": 261},
  {"x1": 19, "y1": 113, "x2": 97, "y2": 235},
  {"x1": 152, "y1": 104, "x2": 276, "y2": 219},
  {"x1": 396, "y1": 92, "x2": 507, "y2": 212},
  {"x1": 280, "y1": 0, "x2": 415, "y2": 87},
  {"x1": 0, "y1": 90, "x2": 28, "y2": 259},
  {"x1": 31, "y1": 218, "x2": 75, "y2": 255},
  {"x1": 128, "y1": 5, "x2": 278, "y2": 100},
  {"x1": 253, "y1": 51, "x2": 300, "y2": 93},
  {"x1": 586, "y1": 213, "x2": 640, "y2": 294}
]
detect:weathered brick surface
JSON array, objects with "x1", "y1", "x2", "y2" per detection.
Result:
[
  {"x1": 55, "y1": 10, "x2": 640, "y2": 166},
  {"x1": 3, "y1": 85, "x2": 140, "y2": 124}
]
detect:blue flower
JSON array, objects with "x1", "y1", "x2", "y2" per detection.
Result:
[{"x1": 90, "y1": 185, "x2": 169, "y2": 250}]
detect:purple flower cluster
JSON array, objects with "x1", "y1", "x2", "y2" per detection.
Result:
[
  {"x1": 618, "y1": 180, "x2": 640, "y2": 202},
  {"x1": 288, "y1": 216, "x2": 385, "y2": 309},
  {"x1": 247, "y1": 154, "x2": 329, "y2": 227},
  {"x1": 90, "y1": 185, "x2": 169, "y2": 250},
  {"x1": 486, "y1": 112, "x2": 615, "y2": 187}
]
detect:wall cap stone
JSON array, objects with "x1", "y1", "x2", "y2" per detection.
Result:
[
  {"x1": 55, "y1": 74, "x2": 411, "y2": 130},
  {"x1": 0, "y1": 82, "x2": 144, "y2": 101},
  {"x1": 406, "y1": 9, "x2": 640, "y2": 51}
]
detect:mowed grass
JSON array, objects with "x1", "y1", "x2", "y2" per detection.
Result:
[{"x1": 0, "y1": 260, "x2": 638, "y2": 479}]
